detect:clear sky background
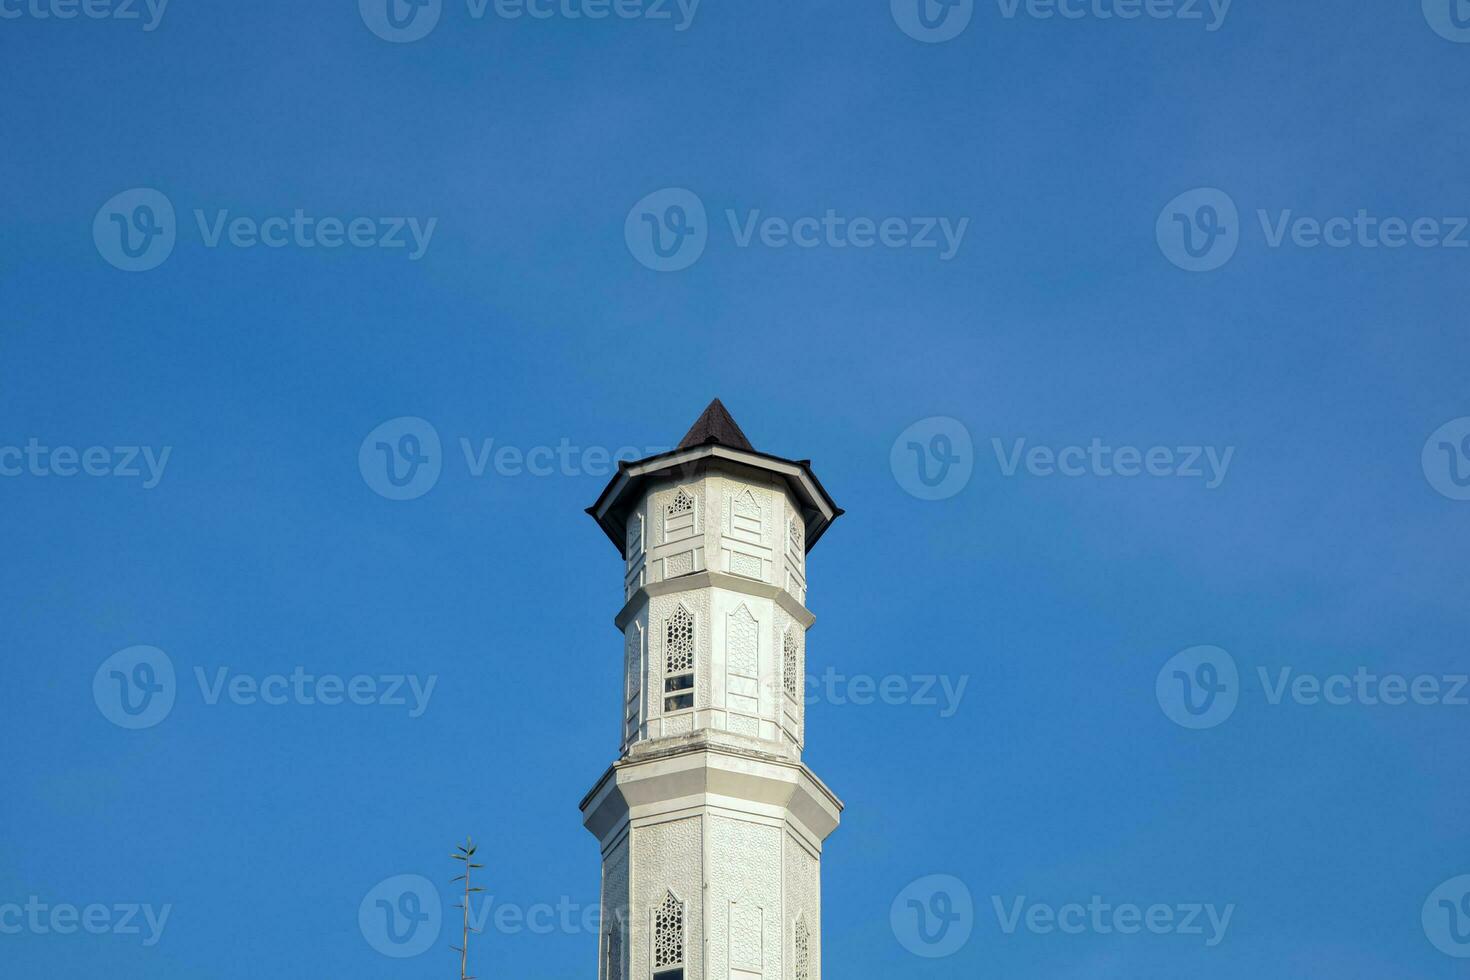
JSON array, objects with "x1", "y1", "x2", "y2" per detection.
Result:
[{"x1": 4, "y1": 1, "x2": 1470, "y2": 978}]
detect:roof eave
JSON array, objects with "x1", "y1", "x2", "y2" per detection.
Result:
[{"x1": 587, "y1": 445, "x2": 842, "y2": 553}]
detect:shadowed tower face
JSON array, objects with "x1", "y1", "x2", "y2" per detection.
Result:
[{"x1": 581, "y1": 401, "x2": 845, "y2": 980}]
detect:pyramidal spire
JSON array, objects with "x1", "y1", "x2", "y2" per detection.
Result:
[{"x1": 676, "y1": 398, "x2": 755, "y2": 452}]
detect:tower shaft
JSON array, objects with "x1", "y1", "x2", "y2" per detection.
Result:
[{"x1": 582, "y1": 403, "x2": 843, "y2": 980}]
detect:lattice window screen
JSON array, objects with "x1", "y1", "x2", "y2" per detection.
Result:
[
  {"x1": 664, "y1": 607, "x2": 695, "y2": 711},
  {"x1": 626, "y1": 514, "x2": 643, "y2": 564},
  {"x1": 665, "y1": 489, "x2": 696, "y2": 542},
  {"x1": 795, "y1": 915, "x2": 811, "y2": 980},
  {"x1": 654, "y1": 892, "x2": 684, "y2": 970},
  {"x1": 666, "y1": 608, "x2": 694, "y2": 673},
  {"x1": 783, "y1": 629, "x2": 801, "y2": 700}
]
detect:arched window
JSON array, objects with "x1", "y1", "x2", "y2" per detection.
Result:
[
  {"x1": 664, "y1": 488, "x2": 696, "y2": 543},
  {"x1": 731, "y1": 488, "x2": 762, "y2": 545},
  {"x1": 663, "y1": 606, "x2": 695, "y2": 712},
  {"x1": 794, "y1": 914, "x2": 811, "y2": 980},
  {"x1": 668, "y1": 488, "x2": 694, "y2": 517},
  {"x1": 783, "y1": 628, "x2": 801, "y2": 701},
  {"x1": 653, "y1": 891, "x2": 685, "y2": 979},
  {"x1": 603, "y1": 916, "x2": 623, "y2": 980},
  {"x1": 626, "y1": 513, "x2": 643, "y2": 566},
  {"x1": 624, "y1": 624, "x2": 643, "y2": 745}
]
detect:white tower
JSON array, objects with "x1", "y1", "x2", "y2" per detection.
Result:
[{"x1": 581, "y1": 400, "x2": 845, "y2": 980}]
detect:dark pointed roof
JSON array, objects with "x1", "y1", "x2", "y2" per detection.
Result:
[
  {"x1": 676, "y1": 398, "x2": 754, "y2": 452},
  {"x1": 587, "y1": 399, "x2": 843, "y2": 555}
]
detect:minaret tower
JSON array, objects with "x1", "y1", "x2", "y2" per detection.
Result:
[{"x1": 581, "y1": 400, "x2": 845, "y2": 980}]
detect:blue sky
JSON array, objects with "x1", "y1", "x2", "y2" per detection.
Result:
[{"x1": 4, "y1": 1, "x2": 1470, "y2": 977}]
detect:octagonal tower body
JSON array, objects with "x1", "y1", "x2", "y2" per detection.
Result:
[{"x1": 581, "y1": 400, "x2": 844, "y2": 980}]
